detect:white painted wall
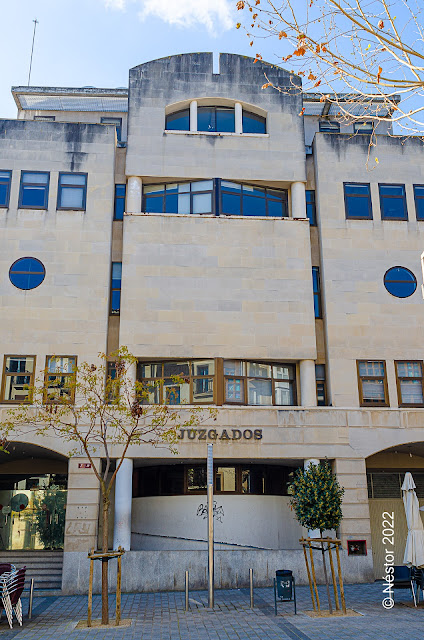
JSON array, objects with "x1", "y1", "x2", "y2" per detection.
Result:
[{"x1": 131, "y1": 495, "x2": 302, "y2": 551}]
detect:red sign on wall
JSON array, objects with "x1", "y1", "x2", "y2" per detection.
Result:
[{"x1": 78, "y1": 463, "x2": 92, "y2": 469}]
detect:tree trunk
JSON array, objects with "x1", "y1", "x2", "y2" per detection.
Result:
[
  {"x1": 320, "y1": 534, "x2": 333, "y2": 614},
  {"x1": 101, "y1": 497, "x2": 110, "y2": 625}
]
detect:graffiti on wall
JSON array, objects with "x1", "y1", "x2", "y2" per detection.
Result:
[{"x1": 196, "y1": 501, "x2": 224, "y2": 523}]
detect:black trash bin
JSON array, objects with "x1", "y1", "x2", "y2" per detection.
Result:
[{"x1": 274, "y1": 569, "x2": 296, "y2": 615}]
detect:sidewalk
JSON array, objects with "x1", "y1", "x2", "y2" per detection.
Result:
[{"x1": 0, "y1": 582, "x2": 423, "y2": 639}]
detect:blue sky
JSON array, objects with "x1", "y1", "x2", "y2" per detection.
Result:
[{"x1": 0, "y1": 0, "x2": 281, "y2": 118}]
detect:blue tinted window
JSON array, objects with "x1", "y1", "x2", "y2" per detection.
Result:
[
  {"x1": 319, "y1": 121, "x2": 340, "y2": 132},
  {"x1": 220, "y1": 182, "x2": 288, "y2": 217},
  {"x1": 384, "y1": 266, "x2": 416, "y2": 298},
  {"x1": 306, "y1": 190, "x2": 316, "y2": 225},
  {"x1": 19, "y1": 172, "x2": 49, "y2": 209},
  {"x1": 379, "y1": 184, "x2": 407, "y2": 220},
  {"x1": 312, "y1": 267, "x2": 322, "y2": 318},
  {"x1": 110, "y1": 262, "x2": 122, "y2": 315},
  {"x1": 144, "y1": 182, "x2": 214, "y2": 215},
  {"x1": 166, "y1": 110, "x2": 190, "y2": 131},
  {"x1": 198, "y1": 107, "x2": 235, "y2": 133},
  {"x1": 57, "y1": 173, "x2": 87, "y2": 210},
  {"x1": 9, "y1": 257, "x2": 45, "y2": 290},
  {"x1": 0, "y1": 171, "x2": 12, "y2": 207},
  {"x1": 242, "y1": 111, "x2": 266, "y2": 134},
  {"x1": 414, "y1": 185, "x2": 424, "y2": 221},
  {"x1": 114, "y1": 184, "x2": 126, "y2": 220},
  {"x1": 344, "y1": 183, "x2": 372, "y2": 219}
]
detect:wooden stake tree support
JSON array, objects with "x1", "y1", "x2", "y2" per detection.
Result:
[
  {"x1": 300, "y1": 537, "x2": 346, "y2": 615},
  {"x1": 87, "y1": 547, "x2": 125, "y2": 627}
]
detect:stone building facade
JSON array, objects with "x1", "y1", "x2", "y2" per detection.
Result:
[{"x1": 0, "y1": 53, "x2": 423, "y2": 592}]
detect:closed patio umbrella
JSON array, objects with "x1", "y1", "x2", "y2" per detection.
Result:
[{"x1": 402, "y1": 472, "x2": 424, "y2": 568}]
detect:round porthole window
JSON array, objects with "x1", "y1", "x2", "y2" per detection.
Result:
[
  {"x1": 9, "y1": 257, "x2": 45, "y2": 290},
  {"x1": 384, "y1": 266, "x2": 417, "y2": 298}
]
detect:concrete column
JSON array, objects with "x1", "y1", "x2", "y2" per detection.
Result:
[
  {"x1": 235, "y1": 102, "x2": 243, "y2": 134},
  {"x1": 299, "y1": 359, "x2": 317, "y2": 406},
  {"x1": 126, "y1": 176, "x2": 142, "y2": 214},
  {"x1": 304, "y1": 458, "x2": 321, "y2": 538},
  {"x1": 291, "y1": 181, "x2": 307, "y2": 218},
  {"x1": 190, "y1": 100, "x2": 197, "y2": 132},
  {"x1": 113, "y1": 458, "x2": 133, "y2": 550}
]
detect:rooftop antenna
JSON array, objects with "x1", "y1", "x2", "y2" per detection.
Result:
[{"x1": 28, "y1": 19, "x2": 39, "y2": 86}]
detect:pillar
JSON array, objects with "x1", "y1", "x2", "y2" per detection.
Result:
[
  {"x1": 190, "y1": 100, "x2": 197, "y2": 132},
  {"x1": 126, "y1": 176, "x2": 142, "y2": 214},
  {"x1": 304, "y1": 458, "x2": 321, "y2": 538},
  {"x1": 113, "y1": 457, "x2": 133, "y2": 550},
  {"x1": 299, "y1": 359, "x2": 317, "y2": 406},
  {"x1": 291, "y1": 181, "x2": 307, "y2": 218},
  {"x1": 235, "y1": 102, "x2": 243, "y2": 134}
]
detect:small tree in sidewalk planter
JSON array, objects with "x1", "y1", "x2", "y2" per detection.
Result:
[
  {"x1": 0, "y1": 347, "x2": 217, "y2": 626},
  {"x1": 289, "y1": 460, "x2": 344, "y2": 613}
]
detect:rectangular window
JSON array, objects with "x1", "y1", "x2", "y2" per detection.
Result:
[
  {"x1": 215, "y1": 467, "x2": 236, "y2": 492},
  {"x1": 379, "y1": 184, "x2": 408, "y2": 220},
  {"x1": 344, "y1": 183, "x2": 372, "y2": 220},
  {"x1": 57, "y1": 173, "x2": 87, "y2": 210},
  {"x1": 19, "y1": 171, "x2": 49, "y2": 209},
  {"x1": 353, "y1": 121, "x2": 373, "y2": 134},
  {"x1": 144, "y1": 181, "x2": 214, "y2": 215},
  {"x1": 319, "y1": 120, "x2": 340, "y2": 132},
  {"x1": 100, "y1": 117, "x2": 122, "y2": 141},
  {"x1": 44, "y1": 356, "x2": 77, "y2": 403},
  {"x1": 139, "y1": 359, "x2": 215, "y2": 405},
  {"x1": 197, "y1": 107, "x2": 235, "y2": 133},
  {"x1": 110, "y1": 262, "x2": 122, "y2": 315},
  {"x1": 114, "y1": 184, "x2": 126, "y2": 220},
  {"x1": 224, "y1": 360, "x2": 295, "y2": 406},
  {"x1": 220, "y1": 181, "x2": 288, "y2": 217},
  {"x1": 1, "y1": 356, "x2": 36, "y2": 403},
  {"x1": 312, "y1": 267, "x2": 322, "y2": 318},
  {"x1": 306, "y1": 190, "x2": 316, "y2": 225},
  {"x1": 395, "y1": 361, "x2": 424, "y2": 407},
  {"x1": 315, "y1": 364, "x2": 326, "y2": 406},
  {"x1": 414, "y1": 185, "x2": 424, "y2": 221},
  {"x1": 34, "y1": 115, "x2": 55, "y2": 122},
  {"x1": 0, "y1": 170, "x2": 12, "y2": 208},
  {"x1": 357, "y1": 360, "x2": 388, "y2": 407}
]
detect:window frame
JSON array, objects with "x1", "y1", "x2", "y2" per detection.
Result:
[
  {"x1": 343, "y1": 182, "x2": 373, "y2": 220},
  {"x1": 34, "y1": 115, "x2": 56, "y2": 122},
  {"x1": 383, "y1": 266, "x2": 417, "y2": 299},
  {"x1": 19, "y1": 170, "x2": 50, "y2": 210},
  {"x1": 165, "y1": 109, "x2": 190, "y2": 131},
  {"x1": 100, "y1": 117, "x2": 122, "y2": 141},
  {"x1": 379, "y1": 183, "x2": 408, "y2": 221},
  {"x1": 306, "y1": 189, "x2": 316, "y2": 225},
  {"x1": 319, "y1": 120, "x2": 340, "y2": 133},
  {"x1": 197, "y1": 106, "x2": 235, "y2": 133},
  {"x1": 413, "y1": 184, "x2": 424, "y2": 221},
  {"x1": 395, "y1": 360, "x2": 424, "y2": 408},
  {"x1": 109, "y1": 262, "x2": 122, "y2": 316},
  {"x1": 9, "y1": 257, "x2": 46, "y2": 291},
  {"x1": 223, "y1": 360, "x2": 296, "y2": 407},
  {"x1": 143, "y1": 180, "x2": 215, "y2": 216},
  {"x1": 138, "y1": 359, "x2": 216, "y2": 405},
  {"x1": 315, "y1": 364, "x2": 327, "y2": 406},
  {"x1": 56, "y1": 172, "x2": 87, "y2": 211},
  {"x1": 312, "y1": 266, "x2": 322, "y2": 319},
  {"x1": 44, "y1": 355, "x2": 77, "y2": 404},
  {"x1": 1, "y1": 355, "x2": 37, "y2": 404},
  {"x1": 357, "y1": 360, "x2": 389, "y2": 407},
  {"x1": 242, "y1": 110, "x2": 267, "y2": 134},
  {"x1": 114, "y1": 184, "x2": 126, "y2": 220},
  {"x1": 353, "y1": 121, "x2": 374, "y2": 134},
  {"x1": 0, "y1": 170, "x2": 12, "y2": 208},
  {"x1": 219, "y1": 181, "x2": 289, "y2": 218}
]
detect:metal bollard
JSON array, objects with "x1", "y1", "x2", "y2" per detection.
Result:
[
  {"x1": 185, "y1": 570, "x2": 189, "y2": 611},
  {"x1": 28, "y1": 578, "x2": 34, "y2": 620},
  {"x1": 249, "y1": 568, "x2": 254, "y2": 609}
]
